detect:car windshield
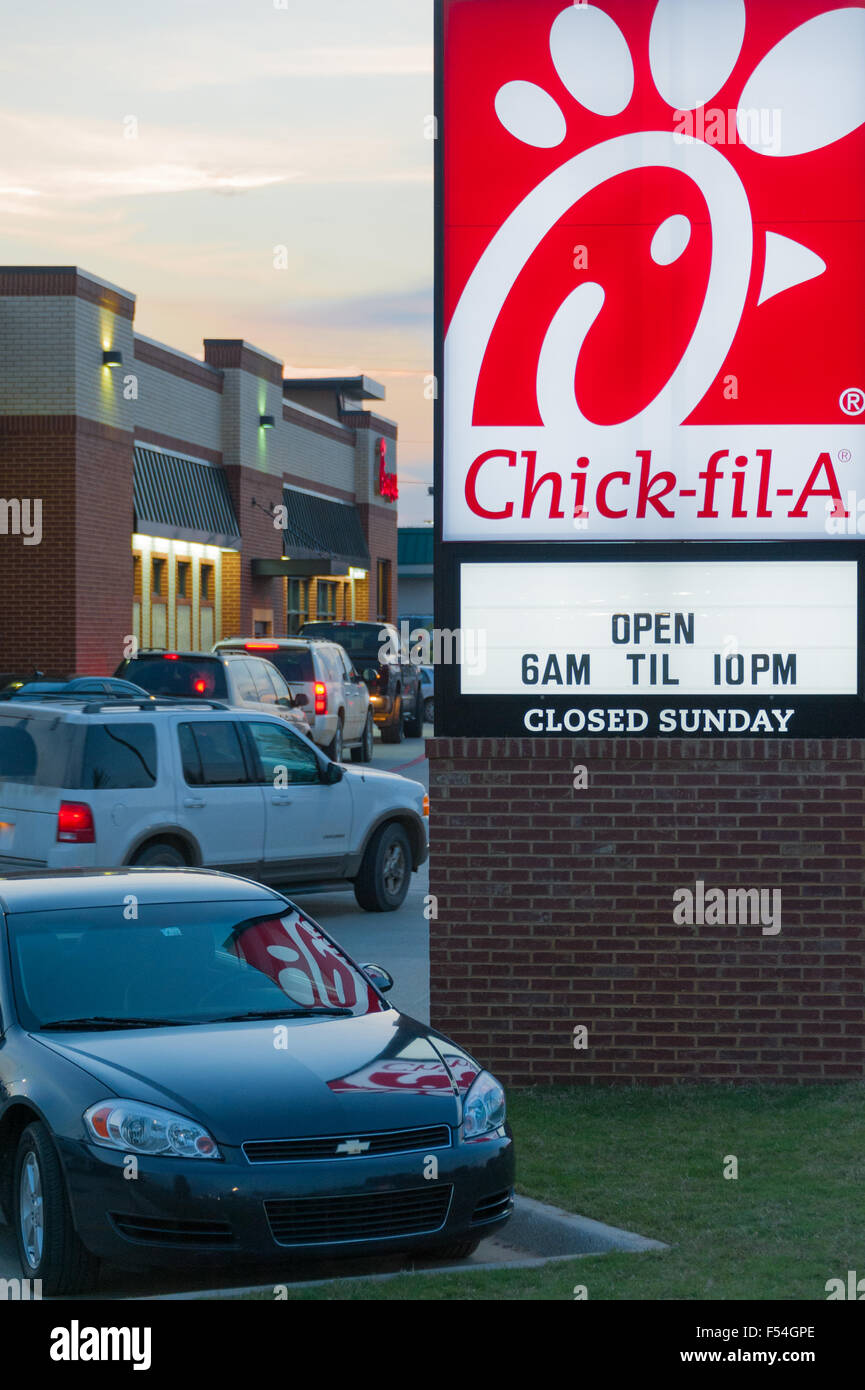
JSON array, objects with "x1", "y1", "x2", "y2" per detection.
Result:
[
  {"x1": 120, "y1": 657, "x2": 228, "y2": 700},
  {"x1": 301, "y1": 624, "x2": 383, "y2": 660},
  {"x1": 7, "y1": 901, "x2": 385, "y2": 1029}
]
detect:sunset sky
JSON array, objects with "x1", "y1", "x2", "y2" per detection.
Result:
[{"x1": 0, "y1": 0, "x2": 435, "y2": 523}]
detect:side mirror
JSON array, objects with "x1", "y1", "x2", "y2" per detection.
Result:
[
  {"x1": 293, "y1": 692, "x2": 309, "y2": 708},
  {"x1": 277, "y1": 696, "x2": 293, "y2": 708},
  {"x1": 360, "y1": 963, "x2": 394, "y2": 993},
  {"x1": 324, "y1": 761, "x2": 344, "y2": 784},
  {"x1": 362, "y1": 668, "x2": 377, "y2": 682}
]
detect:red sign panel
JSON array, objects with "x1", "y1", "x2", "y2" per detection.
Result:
[
  {"x1": 442, "y1": 0, "x2": 865, "y2": 540},
  {"x1": 378, "y1": 437, "x2": 399, "y2": 501}
]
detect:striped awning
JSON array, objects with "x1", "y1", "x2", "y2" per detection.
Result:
[
  {"x1": 133, "y1": 447, "x2": 241, "y2": 549},
  {"x1": 281, "y1": 487, "x2": 370, "y2": 568}
]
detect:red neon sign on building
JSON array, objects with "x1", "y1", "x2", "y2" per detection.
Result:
[{"x1": 378, "y1": 437, "x2": 398, "y2": 501}]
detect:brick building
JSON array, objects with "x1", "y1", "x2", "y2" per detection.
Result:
[
  {"x1": 427, "y1": 736, "x2": 865, "y2": 1086},
  {"x1": 0, "y1": 266, "x2": 399, "y2": 676}
]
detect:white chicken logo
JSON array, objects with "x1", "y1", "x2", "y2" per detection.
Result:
[{"x1": 446, "y1": 0, "x2": 865, "y2": 437}]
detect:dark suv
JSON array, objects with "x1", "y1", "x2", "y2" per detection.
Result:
[{"x1": 300, "y1": 623, "x2": 422, "y2": 743}]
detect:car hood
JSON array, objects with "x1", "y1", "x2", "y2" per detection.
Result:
[
  {"x1": 33, "y1": 1011, "x2": 478, "y2": 1146},
  {"x1": 342, "y1": 765, "x2": 423, "y2": 793}
]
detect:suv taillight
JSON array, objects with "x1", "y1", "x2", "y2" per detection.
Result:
[
  {"x1": 57, "y1": 801, "x2": 95, "y2": 843},
  {"x1": 314, "y1": 681, "x2": 327, "y2": 716}
]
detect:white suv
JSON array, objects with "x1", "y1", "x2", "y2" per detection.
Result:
[
  {"x1": 0, "y1": 699, "x2": 428, "y2": 912},
  {"x1": 213, "y1": 638, "x2": 373, "y2": 763},
  {"x1": 114, "y1": 651, "x2": 311, "y2": 737}
]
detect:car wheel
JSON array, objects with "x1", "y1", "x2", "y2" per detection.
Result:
[
  {"x1": 427, "y1": 1236, "x2": 482, "y2": 1261},
  {"x1": 404, "y1": 692, "x2": 423, "y2": 739},
  {"x1": 380, "y1": 694, "x2": 405, "y2": 744},
  {"x1": 424, "y1": 697, "x2": 434, "y2": 725},
  {"x1": 13, "y1": 1122, "x2": 99, "y2": 1295},
  {"x1": 131, "y1": 841, "x2": 188, "y2": 868},
  {"x1": 326, "y1": 716, "x2": 344, "y2": 763},
  {"x1": 354, "y1": 821, "x2": 412, "y2": 912},
  {"x1": 351, "y1": 712, "x2": 375, "y2": 764}
]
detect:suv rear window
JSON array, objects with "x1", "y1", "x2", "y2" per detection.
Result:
[
  {"x1": 300, "y1": 624, "x2": 384, "y2": 660},
  {"x1": 268, "y1": 650, "x2": 314, "y2": 684},
  {"x1": 78, "y1": 723, "x2": 157, "y2": 789},
  {"x1": 0, "y1": 715, "x2": 75, "y2": 787},
  {"x1": 120, "y1": 657, "x2": 228, "y2": 700},
  {"x1": 220, "y1": 646, "x2": 314, "y2": 684}
]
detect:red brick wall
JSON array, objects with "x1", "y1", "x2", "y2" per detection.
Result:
[
  {"x1": 0, "y1": 422, "x2": 77, "y2": 674},
  {"x1": 222, "y1": 464, "x2": 284, "y2": 634},
  {"x1": 357, "y1": 501, "x2": 397, "y2": 622},
  {"x1": 427, "y1": 737, "x2": 865, "y2": 1086},
  {"x1": 0, "y1": 418, "x2": 133, "y2": 675},
  {"x1": 73, "y1": 421, "x2": 134, "y2": 672}
]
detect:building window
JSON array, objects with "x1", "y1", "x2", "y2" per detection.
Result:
[
  {"x1": 317, "y1": 581, "x2": 337, "y2": 620},
  {"x1": 199, "y1": 560, "x2": 216, "y2": 650},
  {"x1": 376, "y1": 560, "x2": 391, "y2": 622},
  {"x1": 177, "y1": 560, "x2": 191, "y2": 599},
  {"x1": 286, "y1": 579, "x2": 309, "y2": 635},
  {"x1": 149, "y1": 554, "x2": 169, "y2": 648},
  {"x1": 132, "y1": 553, "x2": 142, "y2": 649}
]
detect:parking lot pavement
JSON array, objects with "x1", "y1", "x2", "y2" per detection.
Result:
[
  {"x1": 291, "y1": 728, "x2": 430, "y2": 1025},
  {"x1": 0, "y1": 729, "x2": 433, "y2": 1299}
]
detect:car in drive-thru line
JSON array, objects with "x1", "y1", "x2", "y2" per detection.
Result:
[
  {"x1": 0, "y1": 868, "x2": 514, "y2": 1293},
  {"x1": 212, "y1": 638, "x2": 374, "y2": 764},
  {"x1": 0, "y1": 676, "x2": 153, "y2": 702},
  {"x1": 113, "y1": 650, "x2": 311, "y2": 737},
  {"x1": 300, "y1": 622, "x2": 423, "y2": 743},
  {"x1": 0, "y1": 698, "x2": 428, "y2": 912}
]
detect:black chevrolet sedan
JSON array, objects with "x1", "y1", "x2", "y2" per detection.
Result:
[{"x1": 0, "y1": 870, "x2": 513, "y2": 1293}]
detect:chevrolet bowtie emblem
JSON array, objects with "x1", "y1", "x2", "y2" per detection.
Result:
[{"x1": 336, "y1": 1139, "x2": 371, "y2": 1156}]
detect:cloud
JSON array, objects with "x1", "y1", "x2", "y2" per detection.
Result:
[
  {"x1": 0, "y1": 35, "x2": 432, "y2": 95},
  {"x1": 0, "y1": 110, "x2": 298, "y2": 204},
  {"x1": 0, "y1": 107, "x2": 430, "y2": 210}
]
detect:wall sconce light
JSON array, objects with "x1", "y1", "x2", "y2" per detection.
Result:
[
  {"x1": 259, "y1": 414, "x2": 276, "y2": 429},
  {"x1": 102, "y1": 349, "x2": 123, "y2": 368}
]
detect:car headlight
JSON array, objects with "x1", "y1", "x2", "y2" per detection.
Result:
[
  {"x1": 461, "y1": 1070, "x2": 506, "y2": 1140},
  {"x1": 84, "y1": 1100, "x2": 220, "y2": 1159}
]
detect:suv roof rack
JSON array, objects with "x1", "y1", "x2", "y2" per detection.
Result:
[
  {"x1": 78, "y1": 698, "x2": 230, "y2": 714},
  {"x1": 0, "y1": 691, "x2": 144, "y2": 705}
]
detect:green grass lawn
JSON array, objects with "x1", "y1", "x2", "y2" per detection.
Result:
[{"x1": 239, "y1": 1082, "x2": 865, "y2": 1301}]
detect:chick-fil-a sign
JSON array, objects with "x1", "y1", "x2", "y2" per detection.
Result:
[{"x1": 442, "y1": 0, "x2": 865, "y2": 541}]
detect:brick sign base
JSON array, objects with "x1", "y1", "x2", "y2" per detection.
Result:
[{"x1": 427, "y1": 738, "x2": 865, "y2": 1086}]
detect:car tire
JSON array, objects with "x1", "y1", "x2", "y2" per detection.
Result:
[
  {"x1": 351, "y1": 712, "x2": 375, "y2": 764},
  {"x1": 404, "y1": 692, "x2": 423, "y2": 739},
  {"x1": 131, "y1": 841, "x2": 188, "y2": 868},
  {"x1": 427, "y1": 1236, "x2": 483, "y2": 1261},
  {"x1": 13, "y1": 1122, "x2": 100, "y2": 1295},
  {"x1": 326, "y1": 716, "x2": 344, "y2": 763},
  {"x1": 353, "y1": 821, "x2": 412, "y2": 912},
  {"x1": 424, "y1": 697, "x2": 434, "y2": 725},
  {"x1": 380, "y1": 694, "x2": 405, "y2": 744}
]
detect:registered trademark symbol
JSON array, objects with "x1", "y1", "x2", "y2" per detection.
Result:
[
  {"x1": 838, "y1": 449, "x2": 852, "y2": 463},
  {"x1": 840, "y1": 389, "x2": 865, "y2": 416}
]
